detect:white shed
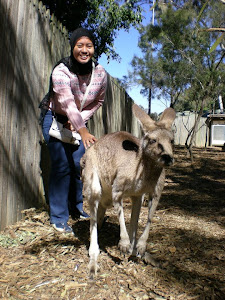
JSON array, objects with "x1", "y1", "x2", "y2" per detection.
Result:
[{"x1": 206, "y1": 114, "x2": 225, "y2": 146}]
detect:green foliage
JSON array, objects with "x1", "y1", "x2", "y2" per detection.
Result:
[
  {"x1": 0, "y1": 234, "x2": 19, "y2": 248},
  {"x1": 0, "y1": 231, "x2": 36, "y2": 248},
  {"x1": 86, "y1": 0, "x2": 142, "y2": 60},
  {"x1": 41, "y1": 0, "x2": 90, "y2": 30},
  {"x1": 41, "y1": 0, "x2": 142, "y2": 59},
  {"x1": 126, "y1": 0, "x2": 225, "y2": 112},
  {"x1": 209, "y1": 34, "x2": 224, "y2": 54}
]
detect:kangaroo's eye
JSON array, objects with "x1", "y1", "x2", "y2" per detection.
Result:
[{"x1": 149, "y1": 139, "x2": 156, "y2": 145}]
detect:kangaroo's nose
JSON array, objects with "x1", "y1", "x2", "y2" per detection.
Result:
[{"x1": 161, "y1": 154, "x2": 174, "y2": 166}]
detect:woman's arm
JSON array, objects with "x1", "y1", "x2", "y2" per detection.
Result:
[{"x1": 80, "y1": 71, "x2": 107, "y2": 122}]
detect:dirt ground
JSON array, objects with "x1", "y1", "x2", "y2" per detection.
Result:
[{"x1": 0, "y1": 146, "x2": 225, "y2": 300}]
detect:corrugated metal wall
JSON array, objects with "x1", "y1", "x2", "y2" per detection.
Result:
[{"x1": 173, "y1": 112, "x2": 208, "y2": 147}]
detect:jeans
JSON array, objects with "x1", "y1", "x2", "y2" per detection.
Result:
[{"x1": 42, "y1": 110, "x2": 85, "y2": 224}]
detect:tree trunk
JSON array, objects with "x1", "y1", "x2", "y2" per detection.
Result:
[
  {"x1": 186, "y1": 112, "x2": 202, "y2": 161},
  {"x1": 185, "y1": 98, "x2": 206, "y2": 161},
  {"x1": 148, "y1": 75, "x2": 153, "y2": 115}
]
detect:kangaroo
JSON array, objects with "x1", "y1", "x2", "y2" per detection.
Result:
[{"x1": 80, "y1": 104, "x2": 176, "y2": 277}]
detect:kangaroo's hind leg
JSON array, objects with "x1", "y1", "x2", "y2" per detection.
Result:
[{"x1": 89, "y1": 199, "x2": 100, "y2": 278}]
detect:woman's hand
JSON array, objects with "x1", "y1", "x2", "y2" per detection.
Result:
[{"x1": 78, "y1": 127, "x2": 97, "y2": 149}]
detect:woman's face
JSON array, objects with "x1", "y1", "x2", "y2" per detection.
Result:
[{"x1": 73, "y1": 36, "x2": 94, "y2": 64}]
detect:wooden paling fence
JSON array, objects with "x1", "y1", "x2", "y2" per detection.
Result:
[{"x1": 0, "y1": 0, "x2": 71, "y2": 230}]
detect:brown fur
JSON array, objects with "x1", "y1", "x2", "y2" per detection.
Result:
[{"x1": 81, "y1": 104, "x2": 176, "y2": 277}]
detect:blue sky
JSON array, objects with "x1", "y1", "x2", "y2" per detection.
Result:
[{"x1": 98, "y1": 5, "x2": 167, "y2": 114}]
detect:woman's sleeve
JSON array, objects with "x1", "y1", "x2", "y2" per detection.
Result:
[
  {"x1": 80, "y1": 71, "x2": 108, "y2": 122},
  {"x1": 52, "y1": 65, "x2": 86, "y2": 131}
]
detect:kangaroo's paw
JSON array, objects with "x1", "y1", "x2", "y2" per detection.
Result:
[
  {"x1": 118, "y1": 238, "x2": 131, "y2": 253},
  {"x1": 136, "y1": 240, "x2": 147, "y2": 257},
  {"x1": 88, "y1": 259, "x2": 99, "y2": 280}
]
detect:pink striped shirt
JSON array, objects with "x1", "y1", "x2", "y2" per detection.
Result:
[{"x1": 50, "y1": 62, "x2": 107, "y2": 131}]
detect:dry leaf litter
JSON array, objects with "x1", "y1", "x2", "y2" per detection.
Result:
[{"x1": 0, "y1": 147, "x2": 225, "y2": 300}]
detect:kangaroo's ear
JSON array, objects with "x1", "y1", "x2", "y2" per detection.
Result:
[
  {"x1": 132, "y1": 104, "x2": 156, "y2": 131},
  {"x1": 158, "y1": 108, "x2": 176, "y2": 129}
]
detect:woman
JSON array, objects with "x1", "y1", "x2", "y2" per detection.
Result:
[{"x1": 41, "y1": 28, "x2": 107, "y2": 233}]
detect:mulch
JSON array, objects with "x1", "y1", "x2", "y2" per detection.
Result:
[{"x1": 0, "y1": 146, "x2": 225, "y2": 300}]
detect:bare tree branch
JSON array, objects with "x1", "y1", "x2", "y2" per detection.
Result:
[{"x1": 201, "y1": 28, "x2": 225, "y2": 32}]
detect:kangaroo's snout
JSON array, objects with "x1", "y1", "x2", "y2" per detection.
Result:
[{"x1": 161, "y1": 154, "x2": 174, "y2": 166}]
